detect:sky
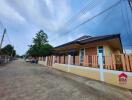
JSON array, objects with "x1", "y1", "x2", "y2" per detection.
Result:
[{"x1": 0, "y1": 0, "x2": 132, "y2": 55}]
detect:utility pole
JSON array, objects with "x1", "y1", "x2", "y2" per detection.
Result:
[{"x1": 0, "y1": 28, "x2": 6, "y2": 52}]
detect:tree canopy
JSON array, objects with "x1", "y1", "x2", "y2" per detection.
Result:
[
  {"x1": 33, "y1": 30, "x2": 48, "y2": 46},
  {"x1": 0, "y1": 44, "x2": 16, "y2": 57},
  {"x1": 27, "y1": 30, "x2": 53, "y2": 57}
]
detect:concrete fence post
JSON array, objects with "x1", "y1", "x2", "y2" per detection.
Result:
[
  {"x1": 98, "y1": 53, "x2": 104, "y2": 81},
  {"x1": 68, "y1": 55, "x2": 71, "y2": 72},
  {"x1": 52, "y1": 56, "x2": 55, "y2": 66}
]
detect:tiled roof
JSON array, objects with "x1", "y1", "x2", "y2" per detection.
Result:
[
  {"x1": 74, "y1": 35, "x2": 92, "y2": 41},
  {"x1": 55, "y1": 34, "x2": 121, "y2": 48}
]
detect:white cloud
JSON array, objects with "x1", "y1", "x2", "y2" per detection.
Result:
[
  {"x1": 44, "y1": 0, "x2": 54, "y2": 14},
  {"x1": 43, "y1": 0, "x2": 71, "y2": 31},
  {"x1": 4, "y1": 0, "x2": 71, "y2": 32},
  {"x1": 0, "y1": 0, "x2": 72, "y2": 54},
  {"x1": 124, "y1": 49, "x2": 132, "y2": 54},
  {"x1": 0, "y1": 0, "x2": 26, "y2": 24}
]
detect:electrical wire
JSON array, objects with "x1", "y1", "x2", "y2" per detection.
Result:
[
  {"x1": 120, "y1": 0, "x2": 132, "y2": 52},
  {"x1": 58, "y1": 0, "x2": 102, "y2": 33},
  {"x1": 50, "y1": 0, "x2": 122, "y2": 43}
]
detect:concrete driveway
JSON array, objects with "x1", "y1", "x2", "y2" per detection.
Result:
[{"x1": 0, "y1": 59, "x2": 132, "y2": 100}]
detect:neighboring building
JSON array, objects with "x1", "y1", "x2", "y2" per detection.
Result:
[{"x1": 54, "y1": 34, "x2": 123, "y2": 65}]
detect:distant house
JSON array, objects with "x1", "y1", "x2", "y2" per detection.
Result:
[{"x1": 54, "y1": 34, "x2": 123, "y2": 65}]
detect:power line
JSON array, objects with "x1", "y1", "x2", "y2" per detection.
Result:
[
  {"x1": 126, "y1": 2, "x2": 132, "y2": 44},
  {"x1": 62, "y1": 0, "x2": 121, "y2": 35},
  {"x1": 50, "y1": 0, "x2": 122, "y2": 44},
  {"x1": 120, "y1": 0, "x2": 131, "y2": 46},
  {"x1": 120, "y1": 0, "x2": 132, "y2": 52},
  {"x1": 50, "y1": 0, "x2": 102, "y2": 41},
  {"x1": 125, "y1": 0, "x2": 132, "y2": 44},
  {"x1": 58, "y1": 0, "x2": 102, "y2": 33}
]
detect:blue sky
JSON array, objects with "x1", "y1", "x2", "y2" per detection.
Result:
[{"x1": 0, "y1": 0, "x2": 132, "y2": 55}]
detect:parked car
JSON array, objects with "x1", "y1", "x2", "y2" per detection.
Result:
[
  {"x1": 31, "y1": 58, "x2": 38, "y2": 64},
  {"x1": 25, "y1": 58, "x2": 31, "y2": 62},
  {"x1": 25, "y1": 57, "x2": 38, "y2": 64}
]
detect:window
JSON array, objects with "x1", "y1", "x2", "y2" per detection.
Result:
[
  {"x1": 97, "y1": 46, "x2": 105, "y2": 64},
  {"x1": 98, "y1": 46, "x2": 104, "y2": 55}
]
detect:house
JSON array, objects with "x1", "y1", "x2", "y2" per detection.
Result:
[
  {"x1": 54, "y1": 34, "x2": 123, "y2": 66},
  {"x1": 38, "y1": 33, "x2": 132, "y2": 89}
]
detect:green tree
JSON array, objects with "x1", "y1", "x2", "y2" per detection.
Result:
[
  {"x1": 33, "y1": 30, "x2": 48, "y2": 46},
  {"x1": 27, "y1": 30, "x2": 53, "y2": 57},
  {"x1": 0, "y1": 44, "x2": 16, "y2": 57}
]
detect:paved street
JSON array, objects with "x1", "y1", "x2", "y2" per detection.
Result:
[{"x1": 0, "y1": 59, "x2": 132, "y2": 100}]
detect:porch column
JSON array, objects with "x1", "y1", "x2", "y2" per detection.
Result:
[
  {"x1": 98, "y1": 53, "x2": 104, "y2": 81},
  {"x1": 68, "y1": 55, "x2": 71, "y2": 72}
]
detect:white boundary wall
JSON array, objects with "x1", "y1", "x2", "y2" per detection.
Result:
[{"x1": 53, "y1": 63, "x2": 132, "y2": 89}]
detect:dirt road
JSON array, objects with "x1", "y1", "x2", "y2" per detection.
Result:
[{"x1": 0, "y1": 59, "x2": 132, "y2": 100}]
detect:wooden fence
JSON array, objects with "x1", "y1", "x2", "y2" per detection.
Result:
[
  {"x1": 84, "y1": 54, "x2": 132, "y2": 72},
  {"x1": 39, "y1": 54, "x2": 132, "y2": 72},
  {"x1": 55, "y1": 56, "x2": 68, "y2": 64},
  {"x1": 39, "y1": 57, "x2": 46, "y2": 61},
  {"x1": 84, "y1": 55, "x2": 98, "y2": 68}
]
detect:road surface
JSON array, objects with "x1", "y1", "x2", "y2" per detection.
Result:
[{"x1": 0, "y1": 59, "x2": 132, "y2": 100}]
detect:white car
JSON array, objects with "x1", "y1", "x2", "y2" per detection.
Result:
[{"x1": 25, "y1": 58, "x2": 31, "y2": 62}]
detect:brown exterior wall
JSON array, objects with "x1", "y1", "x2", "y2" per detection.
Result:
[
  {"x1": 75, "y1": 56, "x2": 79, "y2": 65},
  {"x1": 104, "y1": 46, "x2": 113, "y2": 56},
  {"x1": 104, "y1": 46, "x2": 121, "y2": 56},
  {"x1": 85, "y1": 47, "x2": 97, "y2": 55},
  {"x1": 80, "y1": 41, "x2": 109, "y2": 49},
  {"x1": 60, "y1": 56, "x2": 64, "y2": 64},
  {"x1": 85, "y1": 45, "x2": 121, "y2": 57},
  {"x1": 55, "y1": 40, "x2": 121, "y2": 62},
  {"x1": 65, "y1": 56, "x2": 68, "y2": 64}
]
